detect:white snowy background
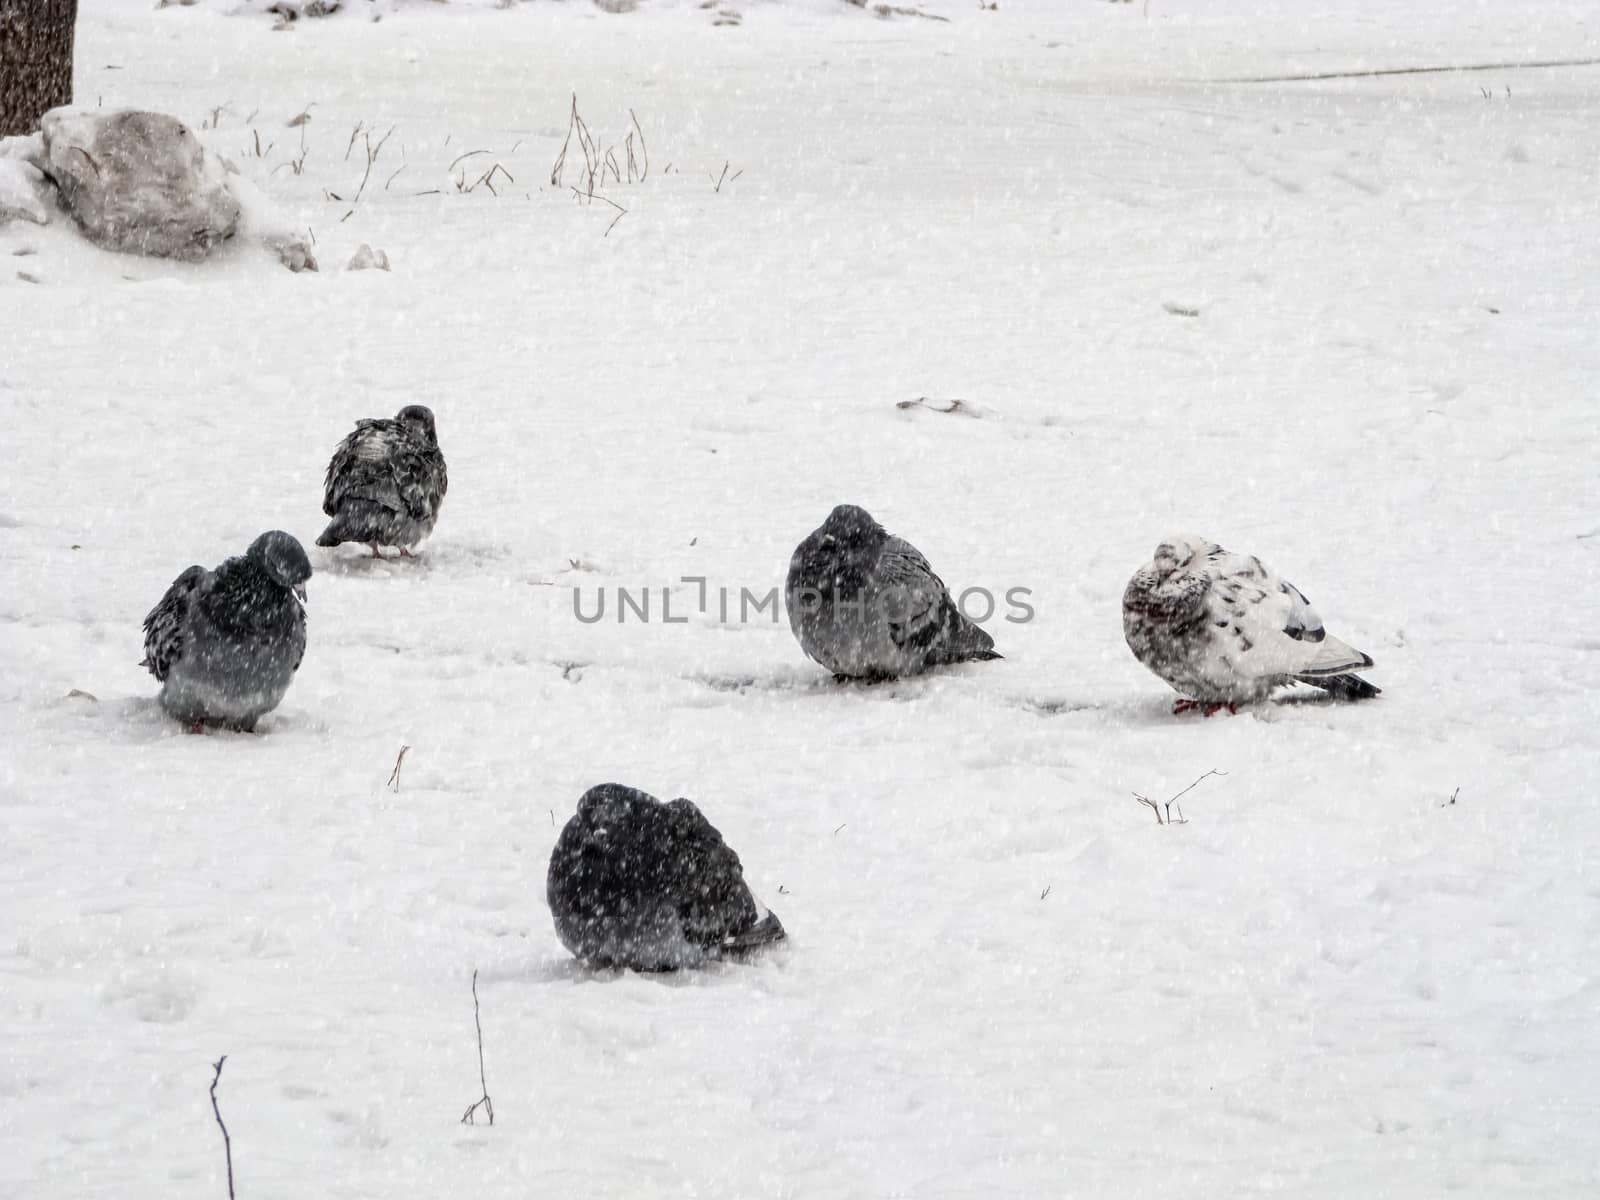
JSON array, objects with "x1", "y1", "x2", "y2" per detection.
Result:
[{"x1": 3, "y1": 0, "x2": 1599, "y2": 1196}]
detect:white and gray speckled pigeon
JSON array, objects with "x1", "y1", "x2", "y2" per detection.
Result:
[
  {"x1": 141, "y1": 531, "x2": 311, "y2": 732},
  {"x1": 785, "y1": 504, "x2": 1001, "y2": 680},
  {"x1": 1123, "y1": 534, "x2": 1379, "y2": 713},
  {"x1": 316, "y1": 405, "x2": 447, "y2": 558},
  {"x1": 547, "y1": 784, "x2": 785, "y2": 972}
]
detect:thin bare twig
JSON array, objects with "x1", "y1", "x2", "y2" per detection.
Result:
[
  {"x1": 1133, "y1": 769, "x2": 1225, "y2": 825},
  {"x1": 210, "y1": 1057, "x2": 236, "y2": 1200},
  {"x1": 1168, "y1": 768, "x2": 1226, "y2": 807},
  {"x1": 593, "y1": 193, "x2": 627, "y2": 236},
  {"x1": 387, "y1": 744, "x2": 411, "y2": 792},
  {"x1": 449, "y1": 149, "x2": 491, "y2": 172},
  {"x1": 460, "y1": 970, "x2": 495, "y2": 1126},
  {"x1": 629, "y1": 109, "x2": 648, "y2": 180},
  {"x1": 349, "y1": 125, "x2": 397, "y2": 208},
  {"x1": 553, "y1": 96, "x2": 650, "y2": 202},
  {"x1": 550, "y1": 94, "x2": 585, "y2": 189},
  {"x1": 462, "y1": 163, "x2": 515, "y2": 195},
  {"x1": 1223, "y1": 56, "x2": 1600, "y2": 85}
]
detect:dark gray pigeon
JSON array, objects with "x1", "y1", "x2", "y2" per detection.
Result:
[
  {"x1": 141, "y1": 531, "x2": 311, "y2": 732},
  {"x1": 547, "y1": 784, "x2": 785, "y2": 972},
  {"x1": 785, "y1": 504, "x2": 1001, "y2": 680},
  {"x1": 317, "y1": 405, "x2": 448, "y2": 558},
  {"x1": 1123, "y1": 534, "x2": 1379, "y2": 714}
]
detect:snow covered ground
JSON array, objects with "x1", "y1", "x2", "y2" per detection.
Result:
[{"x1": 4, "y1": 1, "x2": 1600, "y2": 1195}]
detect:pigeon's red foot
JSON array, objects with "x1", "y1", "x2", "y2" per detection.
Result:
[
  {"x1": 184, "y1": 721, "x2": 207, "y2": 735},
  {"x1": 398, "y1": 546, "x2": 415, "y2": 559},
  {"x1": 367, "y1": 543, "x2": 385, "y2": 559},
  {"x1": 1173, "y1": 699, "x2": 1239, "y2": 718}
]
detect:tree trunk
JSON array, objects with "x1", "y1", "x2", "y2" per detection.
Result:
[{"x1": 0, "y1": 0, "x2": 78, "y2": 138}]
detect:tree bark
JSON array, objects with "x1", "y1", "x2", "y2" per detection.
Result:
[{"x1": 0, "y1": 0, "x2": 78, "y2": 138}]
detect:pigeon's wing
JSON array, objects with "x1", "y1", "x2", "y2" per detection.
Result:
[
  {"x1": 878, "y1": 537, "x2": 952, "y2": 651},
  {"x1": 879, "y1": 536, "x2": 997, "y2": 660},
  {"x1": 390, "y1": 443, "x2": 445, "y2": 521},
  {"x1": 663, "y1": 799, "x2": 761, "y2": 948},
  {"x1": 322, "y1": 419, "x2": 414, "y2": 517},
  {"x1": 141, "y1": 565, "x2": 207, "y2": 680},
  {"x1": 322, "y1": 424, "x2": 365, "y2": 515},
  {"x1": 1205, "y1": 552, "x2": 1372, "y2": 680}
]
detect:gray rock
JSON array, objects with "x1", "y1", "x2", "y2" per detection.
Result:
[
  {"x1": 346, "y1": 243, "x2": 389, "y2": 271},
  {"x1": 269, "y1": 234, "x2": 318, "y2": 272},
  {"x1": 41, "y1": 108, "x2": 240, "y2": 261}
]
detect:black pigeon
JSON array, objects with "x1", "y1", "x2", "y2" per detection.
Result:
[
  {"x1": 785, "y1": 504, "x2": 1001, "y2": 680},
  {"x1": 1123, "y1": 533, "x2": 1379, "y2": 712},
  {"x1": 141, "y1": 531, "x2": 311, "y2": 732},
  {"x1": 317, "y1": 405, "x2": 448, "y2": 558},
  {"x1": 547, "y1": 784, "x2": 785, "y2": 971}
]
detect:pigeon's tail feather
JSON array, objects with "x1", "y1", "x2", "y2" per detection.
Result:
[
  {"x1": 949, "y1": 625, "x2": 1001, "y2": 664},
  {"x1": 1298, "y1": 672, "x2": 1381, "y2": 700},
  {"x1": 940, "y1": 602, "x2": 1000, "y2": 664},
  {"x1": 721, "y1": 910, "x2": 786, "y2": 958},
  {"x1": 1299, "y1": 637, "x2": 1374, "y2": 676},
  {"x1": 316, "y1": 508, "x2": 376, "y2": 548}
]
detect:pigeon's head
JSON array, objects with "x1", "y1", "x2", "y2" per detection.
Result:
[
  {"x1": 395, "y1": 405, "x2": 438, "y2": 444},
  {"x1": 575, "y1": 782, "x2": 654, "y2": 830},
  {"x1": 815, "y1": 504, "x2": 884, "y2": 552},
  {"x1": 247, "y1": 531, "x2": 312, "y2": 603},
  {"x1": 1150, "y1": 535, "x2": 1219, "y2": 577}
]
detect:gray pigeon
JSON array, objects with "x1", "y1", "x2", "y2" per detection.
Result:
[
  {"x1": 1123, "y1": 534, "x2": 1379, "y2": 714},
  {"x1": 785, "y1": 504, "x2": 1001, "y2": 680},
  {"x1": 547, "y1": 783, "x2": 785, "y2": 972},
  {"x1": 317, "y1": 405, "x2": 447, "y2": 558},
  {"x1": 141, "y1": 531, "x2": 311, "y2": 732}
]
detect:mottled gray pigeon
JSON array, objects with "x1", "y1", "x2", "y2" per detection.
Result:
[
  {"x1": 785, "y1": 504, "x2": 1001, "y2": 680},
  {"x1": 547, "y1": 784, "x2": 785, "y2": 972},
  {"x1": 317, "y1": 405, "x2": 447, "y2": 558},
  {"x1": 1123, "y1": 534, "x2": 1379, "y2": 714},
  {"x1": 141, "y1": 531, "x2": 311, "y2": 732}
]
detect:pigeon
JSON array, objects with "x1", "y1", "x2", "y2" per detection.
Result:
[
  {"x1": 141, "y1": 531, "x2": 311, "y2": 732},
  {"x1": 785, "y1": 504, "x2": 1001, "y2": 680},
  {"x1": 316, "y1": 405, "x2": 448, "y2": 558},
  {"x1": 1122, "y1": 534, "x2": 1379, "y2": 713},
  {"x1": 547, "y1": 783, "x2": 786, "y2": 972}
]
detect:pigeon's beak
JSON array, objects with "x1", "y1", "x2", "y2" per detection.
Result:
[{"x1": 293, "y1": 583, "x2": 308, "y2": 606}]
